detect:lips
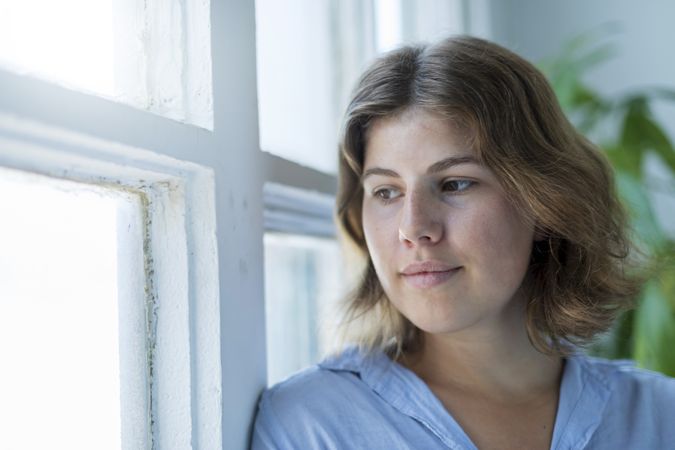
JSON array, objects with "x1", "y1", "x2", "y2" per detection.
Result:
[{"x1": 400, "y1": 260, "x2": 461, "y2": 289}]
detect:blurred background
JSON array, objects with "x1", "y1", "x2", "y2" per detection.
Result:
[{"x1": 0, "y1": 1, "x2": 673, "y2": 448}]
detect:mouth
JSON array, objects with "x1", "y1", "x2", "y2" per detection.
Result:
[{"x1": 400, "y1": 267, "x2": 461, "y2": 289}]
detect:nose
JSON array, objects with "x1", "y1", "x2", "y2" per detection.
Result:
[{"x1": 398, "y1": 189, "x2": 443, "y2": 247}]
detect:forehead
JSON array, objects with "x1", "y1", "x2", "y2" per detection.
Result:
[{"x1": 364, "y1": 108, "x2": 475, "y2": 168}]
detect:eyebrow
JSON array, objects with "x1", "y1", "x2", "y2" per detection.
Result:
[{"x1": 361, "y1": 155, "x2": 479, "y2": 182}]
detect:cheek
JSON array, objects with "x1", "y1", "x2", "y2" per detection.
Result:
[
  {"x1": 362, "y1": 202, "x2": 398, "y2": 244},
  {"x1": 462, "y1": 202, "x2": 534, "y2": 283},
  {"x1": 362, "y1": 204, "x2": 399, "y2": 278}
]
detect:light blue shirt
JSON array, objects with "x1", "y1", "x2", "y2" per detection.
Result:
[{"x1": 251, "y1": 347, "x2": 675, "y2": 449}]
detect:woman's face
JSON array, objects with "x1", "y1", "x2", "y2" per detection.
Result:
[{"x1": 361, "y1": 108, "x2": 535, "y2": 338}]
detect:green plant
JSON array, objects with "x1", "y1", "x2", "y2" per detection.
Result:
[{"x1": 540, "y1": 31, "x2": 675, "y2": 376}]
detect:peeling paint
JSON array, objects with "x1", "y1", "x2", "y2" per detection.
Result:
[
  {"x1": 0, "y1": 112, "x2": 222, "y2": 448},
  {"x1": 140, "y1": 191, "x2": 159, "y2": 450}
]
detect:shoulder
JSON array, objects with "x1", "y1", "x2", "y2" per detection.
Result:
[
  {"x1": 573, "y1": 355, "x2": 675, "y2": 447},
  {"x1": 578, "y1": 354, "x2": 675, "y2": 393},
  {"x1": 260, "y1": 347, "x2": 372, "y2": 415},
  {"x1": 250, "y1": 349, "x2": 382, "y2": 449},
  {"x1": 260, "y1": 362, "x2": 364, "y2": 416},
  {"x1": 576, "y1": 354, "x2": 675, "y2": 411}
]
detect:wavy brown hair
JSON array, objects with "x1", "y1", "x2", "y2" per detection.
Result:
[{"x1": 335, "y1": 36, "x2": 643, "y2": 358}]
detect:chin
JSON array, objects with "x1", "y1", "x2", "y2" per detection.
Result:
[
  {"x1": 401, "y1": 308, "x2": 471, "y2": 336},
  {"x1": 414, "y1": 321, "x2": 468, "y2": 336}
]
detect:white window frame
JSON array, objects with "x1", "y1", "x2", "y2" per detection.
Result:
[
  {"x1": 0, "y1": 114, "x2": 220, "y2": 449},
  {"x1": 0, "y1": 2, "x2": 264, "y2": 449}
]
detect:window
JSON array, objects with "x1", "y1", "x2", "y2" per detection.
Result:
[
  {"x1": 0, "y1": 0, "x2": 213, "y2": 129},
  {"x1": 262, "y1": 182, "x2": 342, "y2": 385},
  {"x1": 0, "y1": 0, "x2": 239, "y2": 445},
  {"x1": 0, "y1": 117, "x2": 221, "y2": 448},
  {"x1": 264, "y1": 233, "x2": 342, "y2": 386},
  {"x1": 0, "y1": 169, "x2": 129, "y2": 449},
  {"x1": 0, "y1": 0, "x2": 261, "y2": 436},
  {"x1": 0, "y1": 1, "x2": 493, "y2": 448},
  {"x1": 255, "y1": 0, "x2": 479, "y2": 174}
]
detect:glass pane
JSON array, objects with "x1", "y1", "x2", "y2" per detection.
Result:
[
  {"x1": 264, "y1": 233, "x2": 343, "y2": 386},
  {"x1": 255, "y1": 0, "x2": 337, "y2": 173},
  {"x1": 374, "y1": 0, "x2": 403, "y2": 53},
  {"x1": 0, "y1": 0, "x2": 213, "y2": 129},
  {"x1": 0, "y1": 168, "x2": 127, "y2": 450},
  {"x1": 255, "y1": 0, "x2": 466, "y2": 173},
  {"x1": 0, "y1": 0, "x2": 115, "y2": 96}
]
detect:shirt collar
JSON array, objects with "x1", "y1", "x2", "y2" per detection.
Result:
[
  {"x1": 320, "y1": 347, "x2": 612, "y2": 450},
  {"x1": 321, "y1": 347, "x2": 477, "y2": 449},
  {"x1": 550, "y1": 352, "x2": 612, "y2": 450}
]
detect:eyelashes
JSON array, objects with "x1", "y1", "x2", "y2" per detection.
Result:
[
  {"x1": 441, "y1": 179, "x2": 475, "y2": 193},
  {"x1": 372, "y1": 187, "x2": 402, "y2": 204},
  {"x1": 371, "y1": 179, "x2": 477, "y2": 205}
]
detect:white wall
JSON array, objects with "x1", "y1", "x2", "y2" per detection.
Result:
[{"x1": 489, "y1": 0, "x2": 675, "y2": 132}]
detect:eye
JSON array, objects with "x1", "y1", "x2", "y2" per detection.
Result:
[
  {"x1": 372, "y1": 187, "x2": 402, "y2": 204},
  {"x1": 441, "y1": 179, "x2": 475, "y2": 193}
]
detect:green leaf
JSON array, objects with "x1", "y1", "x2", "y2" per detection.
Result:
[
  {"x1": 647, "y1": 87, "x2": 675, "y2": 103},
  {"x1": 606, "y1": 144, "x2": 642, "y2": 179},
  {"x1": 640, "y1": 117, "x2": 675, "y2": 172},
  {"x1": 616, "y1": 97, "x2": 675, "y2": 173},
  {"x1": 617, "y1": 98, "x2": 652, "y2": 175},
  {"x1": 589, "y1": 309, "x2": 635, "y2": 360},
  {"x1": 572, "y1": 86, "x2": 611, "y2": 133},
  {"x1": 614, "y1": 171, "x2": 667, "y2": 252},
  {"x1": 633, "y1": 280, "x2": 675, "y2": 376}
]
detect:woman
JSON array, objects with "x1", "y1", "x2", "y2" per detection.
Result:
[{"x1": 251, "y1": 36, "x2": 675, "y2": 449}]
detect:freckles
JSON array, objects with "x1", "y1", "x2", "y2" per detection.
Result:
[
  {"x1": 455, "y1": 208, "x2": 495, "y2": 250},
  {"x1": 368, "y1": 220, "x2": 385, "y2": 240},
  {"x1": 364, "y1": 219, "x2": 389, "y2": 258},
  {"x1": 459, "y1": 199, "x2": 531, "y2": 273},
  {"x1": 366, "y1": 207, "x2": 398, "y2": 237}
]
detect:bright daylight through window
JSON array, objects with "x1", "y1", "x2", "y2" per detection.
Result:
[
  {"x1": 0, "y1": 0, "x2": 213, "y2": 129},
  {"x1": 264, "y1": 233, "x2": 343, "y2": 386},
  {"x1": 0, "y1": 167, "x2": 143, "y2": 450},
  {"x1": 0, "y1": 0, "x2": 115, "y2": 96}
]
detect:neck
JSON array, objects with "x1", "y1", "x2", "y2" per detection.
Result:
[{"x1": 401, "y1": 318, "x2": 563, "y2": 404}]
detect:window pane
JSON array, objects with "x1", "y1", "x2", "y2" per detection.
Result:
[
  {"x1": 0, "y1": 0, "x2": 115, "y2": 95},
  {"x1": 255, "y1": 0, "x2": 338, "y2": 173},
  {"x1": 255, "y1": 0, "x2": 466, "y2": 173},
  {"x1": 374, "y1": 0, "x2": 403, "y2": 53},
  {"x1": 0, "y1": 168, "x2": 134, "y2": 449},
  {"x1": 0, "y1": 0, "x2": 213, "y2": 129},
  {"x1": 264, "y1": 233, "x2": 343, "y2": 386}
]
